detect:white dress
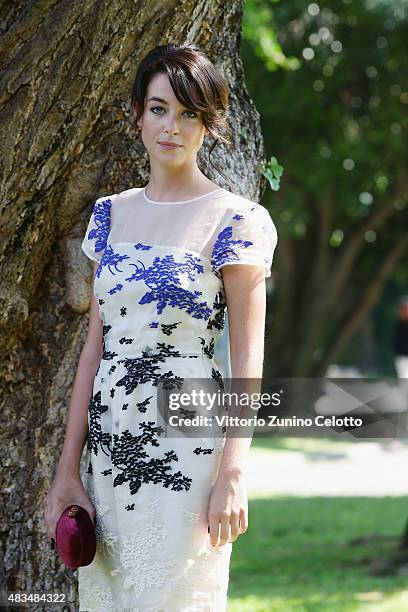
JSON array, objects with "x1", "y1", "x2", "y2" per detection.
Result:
[{"x1": 77, "y1": 186, "x2": 277, "y2": 612}]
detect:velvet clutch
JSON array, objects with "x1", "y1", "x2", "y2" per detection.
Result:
[{"x1": 52, "y1": 504, "x2": 96, "y2": 569}]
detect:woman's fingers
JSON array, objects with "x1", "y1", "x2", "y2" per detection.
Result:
[
  {"x1": 208, "y1": 515, "x2": 219, "y2": 547},
  {"x1": 208, "y1": 508, "x2": 248, "y2": 547},
  {"x1": 229, "y1": 511, "x2": 240, "y2": 543},
  {"x1": 218, "y1": 515, "x2": 230, "y2": 546},
  {"x1": 239, "y1": 507, "x2": 248, "y2": 534},
  {"x1": 44, "y1": 492, "x2": 95, "y2": 541}
]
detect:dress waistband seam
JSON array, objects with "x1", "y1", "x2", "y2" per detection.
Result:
[{"x1": 101, "y1": 350, "x2": 205, "y2": 361}]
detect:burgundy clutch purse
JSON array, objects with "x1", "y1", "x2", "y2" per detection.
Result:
[{"x1": 52, "y1": 505, "x2": 96, "y2": 569}]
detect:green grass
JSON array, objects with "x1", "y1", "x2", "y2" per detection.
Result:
[{"x1": 227, "y1": 438, "x2": 408, "y2": 611}]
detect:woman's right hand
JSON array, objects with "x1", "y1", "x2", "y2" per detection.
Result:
[{"x1": 44, "y1": 474, "x2": 96, "y2": 543}]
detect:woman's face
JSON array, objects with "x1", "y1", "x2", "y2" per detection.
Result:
[{"x1": 135, "y1": 73, "x2": 208, "y2": 166}]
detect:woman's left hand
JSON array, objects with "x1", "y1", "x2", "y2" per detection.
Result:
[{"x1": 207, "y1": 469, "x2": 248, "y2": 547}]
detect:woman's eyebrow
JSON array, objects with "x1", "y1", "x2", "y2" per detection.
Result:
[{"x1": 147, "y1": 96, "x2": 168, "y2": 104}]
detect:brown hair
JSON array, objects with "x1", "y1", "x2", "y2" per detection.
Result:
[{"x1": 130, "y1": 42, "x2": 232, "y2": 186}]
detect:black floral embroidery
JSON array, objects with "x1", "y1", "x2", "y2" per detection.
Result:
[
  {"x1": 214, "y1": 268, "x2": 223, "y2": 281},
  {"x1": 198, "y1": 336, "x2": 215, "y2": 359},
  {"x1": 102, "y1": 348, "x2": 119, "y2": 361},
  {"x1": 207, "y1": 290, "x2": 227, "y2": 332},
  {"x1": 87, "y1": 390, "x2": 110, "y2": 457},
  {"x1": 119, "y1": 337, "x2": 134, "y2": 345},
  {"x1": 88, "y1": 386, "x2": 193, "y2": 495},
  {"x1": 114, "y1": 342, "x2": 190, "y2": 396},
  {"x1": 212, "y1": 368, "x2": 224, "y2": 388},
  {"x1": 161, "y1": 322, "x2": 182, "y2": 336},
  {"x1": 101, "y1": 324, "x2": 117, "y2": 360},
  {"x1": 121, "y1": 396, "x2": 153, "y2": 413},
  {"x1": 179, "y1": 406, "x2": 197, "y2": 418},
  {"x1": 103, "y1": 324, "x2": 111, "y2": 337},
  {"x1": 193, "y1": 447, "x2": 214, "y2": 455},
  {"x1": 111, "y1": 422, "x2": 193, "y2": 495},
  {"x1": 136, "y1": 396, "x2": 154, "y2": 413}
]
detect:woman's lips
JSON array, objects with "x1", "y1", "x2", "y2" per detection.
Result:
[{"x1": 158, "y1": 142, "x2": 181, "y2": 150}]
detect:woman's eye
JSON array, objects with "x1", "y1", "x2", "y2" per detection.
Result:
[{"x1": 150, "y1": 106, "x2": 197, "y2": 118}]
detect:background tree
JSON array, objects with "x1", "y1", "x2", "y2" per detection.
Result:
[
  {"x1": 0, "y1": 1, "x2": 267, "y2": 604},
  {"x1": 243, "y1": 0, "x2": 408, "y2": 575},
  {"x1": 243, "y1": 0, "x2": 408, "y2": 378}
]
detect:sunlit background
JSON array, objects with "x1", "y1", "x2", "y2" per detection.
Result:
[{"x1": 222, "y1": 1, "x2": 408, "y2": 610}]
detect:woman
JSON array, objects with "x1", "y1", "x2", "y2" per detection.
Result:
[{"x1": 45, "y1": 42, "x2": 277, "y2": 611}]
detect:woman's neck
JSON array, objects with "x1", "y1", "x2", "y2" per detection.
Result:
[{"x1": 144, "y1": 173, "x2": 219, "y2": 201}]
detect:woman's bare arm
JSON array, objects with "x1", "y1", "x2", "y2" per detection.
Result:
[
  {"x1": 207, "y1": 264, "x2": 266, "y2": 547},
  {"x1": 55, "y1": 261, "x2": 103, "y2": 479},
  {"x1": 216, "y1": 264, "x2": 266, "y2": 477}
]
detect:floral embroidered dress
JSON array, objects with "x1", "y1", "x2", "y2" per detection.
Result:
[{"x1": 77, "y1": 186, "x2": 277, "y2": 612}]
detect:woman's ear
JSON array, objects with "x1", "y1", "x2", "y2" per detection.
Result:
[{"x1": 132, "y1": 101, "x2": 142, "y2": 127}]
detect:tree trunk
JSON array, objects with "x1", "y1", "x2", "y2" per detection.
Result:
[
  {"x1": 0, "y1": 1, "x2": 265, "y2": 607},
  {"x1": 264, "y1": 176, "x2": 408, "y2": 379}
]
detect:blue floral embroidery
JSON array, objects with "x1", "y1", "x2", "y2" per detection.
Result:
[
  {"x1": 211, "y1": 226, "x2": 253, "y2": 271},
  {"x1": 87, "y1": 198, "x2": 112, "y2": 257},
  {"x1": 233, "y1": 213, "x2": 244, "y2": 220},
  {"x1": 149, "y1": 322, "x2": 159, "y2": 328},
  {"x1": 125, "y1": 252, "x2": 210, "y2": 318},
  {"x1": 97, "y1": 244, "x2": 130, "y2": 278},
  {"x1": 137, "y1": 254, "x2": 211, "y2": 318},
  {"x1": 109, "y1": 284, "x2": 124, "y2": 295},
  {"x1": 98, "y1": 244, "x2": 211, "y2": 319},
  {"x1": 135, "y1": 243, "x2": 153, "y2": 250}
]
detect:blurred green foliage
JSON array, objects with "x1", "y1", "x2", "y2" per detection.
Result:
[
  {"x1": 243, "y1": 0, "x2": 407, "y2": 240},
  {"x1": 242, "y1": 0, "x2": 408, "y2": 375}
]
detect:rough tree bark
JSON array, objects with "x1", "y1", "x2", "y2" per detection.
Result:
[{"x1": 0, "y1": 1, "x2": 266, "y2": 608}]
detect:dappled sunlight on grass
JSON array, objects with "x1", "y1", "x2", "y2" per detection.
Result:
[
  {"x1": 226, "y1": 439, "x2": 408, "y2": 611},
  {"x1": 246, "y1": 437, "x2": 408, "y2": 498}
]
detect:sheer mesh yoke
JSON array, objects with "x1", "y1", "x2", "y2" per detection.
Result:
[{"x1": 81, "y1": 187, "x2": 278, "y2": 277}]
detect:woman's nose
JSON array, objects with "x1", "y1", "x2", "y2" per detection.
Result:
[{"x1": 164, "y1": 118, "x2": 179, "y2": 133}]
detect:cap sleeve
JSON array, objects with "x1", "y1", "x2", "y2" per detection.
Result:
[
  {"x1": 81, "y1": 194, "x2": 118, "y2": 263},
  {"x1": 211, "y1": 203, "x2": 278, "y2": 278}
]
